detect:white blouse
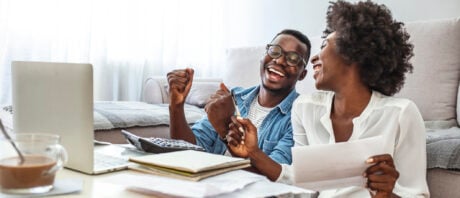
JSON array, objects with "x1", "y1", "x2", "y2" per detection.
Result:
[{"x1": 277, "y1": 91, "x2": 429, "y2": 198}]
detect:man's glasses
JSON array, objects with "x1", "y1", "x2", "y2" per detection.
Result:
[{"x1": 266, "y1": 44, "x2": 306, "y2": 67}]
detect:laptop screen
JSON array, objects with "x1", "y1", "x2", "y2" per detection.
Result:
[{"x1": 11, "y1": 61, "x2": 95, "y2": 173}]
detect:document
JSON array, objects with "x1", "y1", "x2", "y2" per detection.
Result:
[
  {"x1": 103, "y1": 170, "x2": 267, "y2": 197},
  {"x1": 103, "y1": 170, "x2": 317, "y2": 198},
  {"x1": 292, "y1": 135, "x2": 385, "y2": 191}
]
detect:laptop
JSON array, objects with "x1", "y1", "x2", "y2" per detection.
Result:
[{"x1": 11, "y1": 61, "x2": 132, "y2": 174}]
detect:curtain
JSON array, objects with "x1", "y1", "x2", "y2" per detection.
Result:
[{"x1": 0, "y1": 0, "x2": 225, "y2": 103}]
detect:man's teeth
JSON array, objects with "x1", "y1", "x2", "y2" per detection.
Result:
[{"x1": 268, "y1": 68, "x2": 285, "y2": 77}]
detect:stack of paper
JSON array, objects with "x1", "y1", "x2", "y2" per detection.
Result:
[{"x1": 128, "y1": 150, "x2": 251, "y2": 181}]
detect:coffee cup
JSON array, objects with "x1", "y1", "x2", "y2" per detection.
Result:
[{"x1": 0, "y1": 133, "x2": 68, "y2": 194}]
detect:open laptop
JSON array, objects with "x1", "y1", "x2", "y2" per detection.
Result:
[{"x1": 11, "y1": 61, "x2": 133, "y2": 174}]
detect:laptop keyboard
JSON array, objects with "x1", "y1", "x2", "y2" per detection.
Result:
[{"x1": 94, "y1": 152, "x2": 129, "y2": 170}]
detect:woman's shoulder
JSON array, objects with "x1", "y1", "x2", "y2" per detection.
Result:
[
  {"x1": 295, "y1": 91, "x2": 333, "y2": 105},
  {"x1": 373, "y1": 91, "x2": 419, "y2": 112}
]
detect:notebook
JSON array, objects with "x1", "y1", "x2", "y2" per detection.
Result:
[
  {"x1": 129, "y1": 150, "x2": 251, "y2": 181},
  {"x1": 11, "y1": 61, "x2": 131, "y2": 174}
]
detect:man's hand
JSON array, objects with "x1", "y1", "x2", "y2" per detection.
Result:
[
  {"x1": 204, "y1": 83, "x2": 234, "y2": 139},
  {"x1": 166, "y1": 68, "x2": 194, "y2": 106},
  {"x1": 364, "y1": 154, "x2": 400, "y2": 198},
  {"x1": 226, "y1": 116, "x2": 259, "y2": 158}
]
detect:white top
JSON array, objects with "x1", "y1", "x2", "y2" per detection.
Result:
[
  {"x1": 247, "y1": 95, "x2": 273, "y2": 129},
  {"x1": 277, "y1": 91, "x2": 429, "y2": 198}
]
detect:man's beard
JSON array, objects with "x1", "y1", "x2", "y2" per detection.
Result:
[{"x1": 261, "y1": 80, "x2": 288, "y2": 93}]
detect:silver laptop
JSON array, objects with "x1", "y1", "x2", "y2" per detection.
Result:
[{"x1": 11, "y1": 61, "x2": 131, "y2": 174}]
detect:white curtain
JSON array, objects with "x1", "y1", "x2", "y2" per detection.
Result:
[{"x1": 0, "y1": 0, "x2": 225, "y2": 103}]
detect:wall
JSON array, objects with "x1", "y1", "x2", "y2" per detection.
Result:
[{"x1": 223, "y1": 0, "x2": 460, "y2": 48}]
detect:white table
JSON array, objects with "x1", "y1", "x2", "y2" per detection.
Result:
[
  {"x1": 54, "y1": 168, "x2": 151, "y2": 198},
  {"x1": 54, "y1": 168, "x2": 317, "y2": 198}
]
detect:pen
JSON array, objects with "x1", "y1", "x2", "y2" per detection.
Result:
[
  {"x1": 231, "y1": 91, "x2": 241, "y2": 117},
  {"x1": 231, "y1": 91, "x2": 245, "y2": 135}
]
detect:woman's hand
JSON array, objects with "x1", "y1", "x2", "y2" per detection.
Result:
[
  {"x1": 364, "y1": 154, "x2": 400, "y2": 198},
  {"x1": 226, "y1": 116, "x2": 259, "y2": 158}
]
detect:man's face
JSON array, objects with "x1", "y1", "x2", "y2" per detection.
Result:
[{"x1": 260, "y1": 34, "x2": 307, "y2": 93}]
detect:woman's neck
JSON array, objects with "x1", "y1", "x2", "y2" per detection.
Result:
[{"x1": 332, "y1": 85, "x2": 372, "y2": 119}]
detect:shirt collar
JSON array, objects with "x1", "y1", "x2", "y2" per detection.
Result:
[{"x1": 239, "y1": 86, "x2": 299, "y2": 115}]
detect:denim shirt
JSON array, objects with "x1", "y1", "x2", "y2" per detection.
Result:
[{"x1": 191, "y1": 85, "x2": 298, "y2": 164}]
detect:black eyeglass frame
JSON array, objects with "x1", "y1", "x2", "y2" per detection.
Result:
[{"x1": 265, "y1": 44, "x2": 307, "y2": 67}]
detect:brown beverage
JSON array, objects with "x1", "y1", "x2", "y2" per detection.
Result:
[{"x1": 0, "y1": 155, "x2": 57, "y2": 190}]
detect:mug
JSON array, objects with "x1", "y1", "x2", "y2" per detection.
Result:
[{"x1": 0, "y1": 133, "x2": 68, "y2": 194}]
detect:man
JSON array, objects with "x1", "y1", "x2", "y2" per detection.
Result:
[{"x1": 166, "y1": 29, "x2": 311, "y2": 170}]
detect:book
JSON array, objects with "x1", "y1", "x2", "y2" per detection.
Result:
[{"x1": 128, "y1": 150, "x2": 251, "y2": 181}]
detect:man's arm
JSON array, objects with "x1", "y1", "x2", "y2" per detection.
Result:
[
  {"x1": 204, "y1": 83, "x2": 235, "y2": 139},
  {"x1": 167, "y1": 68, "x2": 196, "y2": 144}
]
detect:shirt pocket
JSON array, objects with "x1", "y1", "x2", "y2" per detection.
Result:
[{"x1": 262, "y1": 139, "x2": 278, "y2": 153}]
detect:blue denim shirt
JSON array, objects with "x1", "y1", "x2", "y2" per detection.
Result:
[{"x1": 191, "y1": 85, "x2": 298, "y2": 164}]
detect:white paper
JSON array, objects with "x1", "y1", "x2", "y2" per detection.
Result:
[
  {"x1": 292, "y1": 135, "x2": 384, "y2": 191},
  {"x1": 216, "y1": 180, "x2": 318, "y2": 198},
  {"x1": 103, "y1": 170, "x2": 267, "y2": 197}
]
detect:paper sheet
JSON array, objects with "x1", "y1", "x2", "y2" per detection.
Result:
[
  {"x1": 292, "y1": 135, "x2": 384, "y2": 191},
  {"x1": 103, "y1": 170, "x2": 267, "y2": 197}
]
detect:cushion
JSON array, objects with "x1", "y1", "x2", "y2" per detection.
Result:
[
  {"x1": 395, "y1": 17, "x2": 460, "y2": 128},
  {"x1": 185, "y1": 82, "x2": 220, "y2": 108},
  {"x1": 142, "y1": 77, "x2": 167, "y2": 104},
  {"x1": 162, "y1": 80, "x2": 221, "y2": 108},
  {"x1": 224, "y1": 46, "x2": 265, "y2": 88}
]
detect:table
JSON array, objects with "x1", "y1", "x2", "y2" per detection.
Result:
[
  {"x1": 53, "y1": 168, "x2": 318, "y2": 198},
  {"x1": 54, "y1": 168, "x2": 151, "y2": 198}
]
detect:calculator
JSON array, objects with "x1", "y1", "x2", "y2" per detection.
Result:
[{"x1": 121, "y1": 130, "x2": 205, "y2": 154}]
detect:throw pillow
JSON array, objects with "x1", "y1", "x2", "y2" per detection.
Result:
[
  {"x1": 395, "y1": 17, "x2": 460, "y2": 128},
  {"x1": 163, "y1": 82, "x2": 220, "y2": 108}
]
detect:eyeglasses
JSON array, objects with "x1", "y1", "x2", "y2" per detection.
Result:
[{"x1": 266, "y1": 44, "x2": 306, "y2": 67}]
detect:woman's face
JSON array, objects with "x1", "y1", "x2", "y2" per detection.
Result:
[{"x1": 310, "y1": 32, "x2": 351, "y2": 91}]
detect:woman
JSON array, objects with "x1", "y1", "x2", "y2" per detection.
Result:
[{"x1": 226, "y1": 1, "x2": 429, "y2": 197}]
